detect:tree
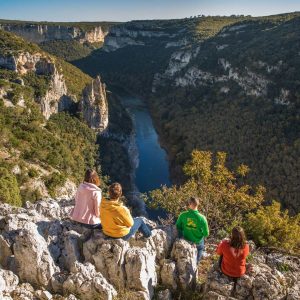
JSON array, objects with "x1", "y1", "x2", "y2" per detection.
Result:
[
  {"x1": 245, "y1": 201, "x2": 300, "y2": 253},
  {"x1": 0, "y1": 167, "x2": 22, "y2": 206},
  {"x1": 149, "y1": 150, "x2": 265, "y2": 233}
]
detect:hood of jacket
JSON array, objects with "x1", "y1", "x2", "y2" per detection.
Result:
[
  {"x1": 79, "y1": 182, "x2": 101, "y2": 192},
  {"x1": 100, "y1": 198, "x2": 123, "y2": 212}
]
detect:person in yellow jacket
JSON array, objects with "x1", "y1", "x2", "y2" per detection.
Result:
[{"x1": 100, "y1": 182, "x2": 152, "y2": 240}]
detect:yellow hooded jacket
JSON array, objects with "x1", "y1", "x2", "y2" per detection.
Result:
[{"x1": 100, "y1": 198, "x2": 134, "y2": 238}]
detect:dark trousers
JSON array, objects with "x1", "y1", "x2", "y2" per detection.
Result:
[{"x1": 81, "y1": 223, "x2": 102, "y2": 230}]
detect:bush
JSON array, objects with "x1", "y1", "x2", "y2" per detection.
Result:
[
  {"x1": 244, "y1": 201, "x2": 300, "y2": 253},
  {"x1": 149, "y1": 150, "x2": 265, "y2": 233},
  {"x1": 44, "y1": 172, "x2": 67, "y2": 197},
  {"x1": 0, "y1": 167, "x2": 22, "y2": 206}
]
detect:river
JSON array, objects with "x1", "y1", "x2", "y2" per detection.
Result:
[{"x1": 119, "y1": 92, "x2": 171, "y2": 218}]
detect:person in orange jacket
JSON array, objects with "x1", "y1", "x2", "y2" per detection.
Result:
[{"x1": 100, "y1": 182, "x2": 152, "y2": 240}]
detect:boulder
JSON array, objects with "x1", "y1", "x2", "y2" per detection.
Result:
[
  {"x1": 11, "y1": 283, "x2": 36, "y2": 300},
  {"x1": 63, "y1": 262, "x2": 117, "y2": 300},
  {"x1": 13, "y1": 221, "x2": 58, "y2": 288},
  {"x1": 125, "y1": 246, "x2": 157, "y2": 299},
  {"x1": 59, "y1": 230, "x2": 83, "y2": 272},
  {"x1": 0, "y1": 268, "x2": 19, "y2": 295},
  {"x1": 171, "y1": 239, "x2": 197, "y2": 289},
  {"x1": 83, "y1": 237, "x2": 129, "y2": 288},
  {"x1": 160, "y1": 259, "x2": 177, "y2": 290}
]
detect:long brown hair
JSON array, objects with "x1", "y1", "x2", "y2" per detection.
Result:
[
  {"x1": 84, "y1": 169, "x2": 101, "y2": 186},
  {"x1": 230, "y1": 226, "x2": 247, "y2": 249}
]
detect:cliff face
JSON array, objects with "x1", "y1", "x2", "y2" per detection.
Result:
[
  {"x1": 0, "y1": 199, "x2": 299, "y2": 300},
  {"x1": 0, "y1": 23, "x2": 108, "y2": 44},
  {"x1": 0, "y1": 49, "x2": 109, "y2": 128},
  {"x1": 102, "y1": 20, "x2": 188, "y2": 52},
  {"x1": 0, "y1": 51, "x2": 74, "y2": 119},
  {"x1": 81, "y1": 75, "x2": 109, "y2": 132}
]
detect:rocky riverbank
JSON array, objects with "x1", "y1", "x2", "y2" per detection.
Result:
[{"x1": 0, "y1": 199, "x2": 299, "y2": 300}]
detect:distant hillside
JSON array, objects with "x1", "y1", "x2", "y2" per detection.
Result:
[
  {"x1": 0, "y1": 29, "x2": 108, "y2": 205},
  {"x1": 0, "y1": 19, "x2": 120, "y2": 61},
  {"x1": 72, "y1": 13, "x2": 300, "y2": 213}
]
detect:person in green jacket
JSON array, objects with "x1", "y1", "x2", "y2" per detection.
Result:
[{"x1": 176, "y1": 197, "x2": 209, "y2": 263}]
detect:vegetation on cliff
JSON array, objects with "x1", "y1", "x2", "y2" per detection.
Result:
[
  {"x1": 0, "y1": 30, "x2": 103, "y2": 204},
  {"x1": 149, "y1": 150, "x2": 300, "y2": 253},
  {"x1": 72, "y1": 13, "x2": 300, "y2": 214}
]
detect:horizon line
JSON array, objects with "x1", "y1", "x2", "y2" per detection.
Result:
[{"x1": 0, "y1": 10, "x2": 299, "y2": 24}]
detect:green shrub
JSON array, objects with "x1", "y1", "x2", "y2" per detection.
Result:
[
  {"x1": 28, "y1": 168, "x2": 39, "y2": 178},
  {"x1": 0, "y1": 167, "x2": 22, "y2": 206},
  {"x1": 149, "y1": 150, "x2": 265, "y2": 233},
  {"x1": 20, "y1": 187, "x2": 42, "y2": 204},
  {"x1": 44, "y1": 172, "x2": 67, "y2": 197},
  {"x1": 244, "y1": 201, "x2": 300, "y2": 253}
]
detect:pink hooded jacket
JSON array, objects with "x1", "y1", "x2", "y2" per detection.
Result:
[{"x1": 70, "y1": 182, "x2": 102, "y2": 225}]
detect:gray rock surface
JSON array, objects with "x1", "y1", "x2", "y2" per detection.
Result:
[{"x1": 0, "y1": 200, "x2": 299, "y2": 300}]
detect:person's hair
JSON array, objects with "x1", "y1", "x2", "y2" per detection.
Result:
[
  {"x1": 230, "y1": 226, "x2": 247, "y2": 249},
  {"x1": 188, "y1": 197, "x2": 199, "y2": 207},
  {"x1": 109, "y1": 182, "x2": 122, "y2": 200},
  {"x1": 84, "y1": 169, "x2": 101, "y2": 186}
]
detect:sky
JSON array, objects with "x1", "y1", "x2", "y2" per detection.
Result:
[{"x1": 0, "y1": 0, "x2": 299, "y2": 22}]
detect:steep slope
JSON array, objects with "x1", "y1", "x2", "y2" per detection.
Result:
[
  {"x1": 0, "y1": 30, "x2": 109, "y2": 204},
  {"x1": 73, "y1": 13, "x2": 300, "y2": 213}
]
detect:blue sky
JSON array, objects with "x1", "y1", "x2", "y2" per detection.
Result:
[{"x1": 0, "y1": 0, "x2": 299, "y2": 22}]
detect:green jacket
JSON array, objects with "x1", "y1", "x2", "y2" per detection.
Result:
[{"x1": 176, "y1": 209, "x2": 209, "y2": 244}]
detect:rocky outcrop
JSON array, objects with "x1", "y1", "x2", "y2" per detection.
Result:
[
  {"x1": 0, "y1": 51, "x2": 76, "y2": 119},
  {"x1": 0, "y1": 23, "x2": 109, "y2": 44},
  {"x1": 0, "y1": 199, "x2": 196, "y2": 300},
  {"x1": 102, "y1": 21, "x2": 180, "y2": 52},
  {"x1": 81, "y1": 75, "x2": 109, "y2": 132},
  {"x1": 0, "y1": 51, "x2": 110, "y2": 125},
  {"x1": 1, "y1": 199, "x2": 299, "y2": 300},
  {"x1": 203, "y1": 257, "x2": 300, "y2": 300}
]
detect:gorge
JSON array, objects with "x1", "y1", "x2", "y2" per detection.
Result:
[{"x1": 0, "y1": 11, "x2": 300, "y2": 300}]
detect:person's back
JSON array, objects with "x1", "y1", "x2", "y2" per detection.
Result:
[
  {"x1": 217, "y1": 227, "x2": 249, "y2": 278},
  {"x1": 70, "y1": 169, "x2": 102, "y2": 227},
  {"x1": 176, "y1": 209, "x2": 208, "y2": 244},
  {"x1": 100, "y1": 197, "x2": 133, "y2": 238},
  {"x1": 176, "y1": 197, "x2": 209, "y2": 263},
  {"x1": 100, "y1": 183, "x2": 151, "y2": 240}
]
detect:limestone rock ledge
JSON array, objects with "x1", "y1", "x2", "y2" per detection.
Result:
[{"x1": 0, "y1": 199, "x2": 299, "y2": 300}]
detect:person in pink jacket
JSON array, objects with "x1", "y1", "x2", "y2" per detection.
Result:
[{"x1": 70, "y1": 169, "x2": 102, "y2": 229}]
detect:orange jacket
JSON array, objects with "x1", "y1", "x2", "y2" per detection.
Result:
[{"x1": 100, "y1": 198, "x2": 134, "y2": 238}]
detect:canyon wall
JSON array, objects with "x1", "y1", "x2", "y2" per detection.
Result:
[{"x1": 0, "y1": 23, "x2": 109, "y2": 44}]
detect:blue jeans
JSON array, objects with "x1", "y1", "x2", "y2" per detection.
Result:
[
  {"x1": 196, "y1": 239, "x2": 205, "y2": 263},
  {"x1": 122, "y1": 217, "x2": 152, "y2": 241}
]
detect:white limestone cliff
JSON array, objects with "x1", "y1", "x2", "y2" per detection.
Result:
[
  {"x1": 0, "y1": 23, "x2": 108, "y2": 44},
  {"x1": 80, "y1": 75, "x2": 109, "y2": 132}
]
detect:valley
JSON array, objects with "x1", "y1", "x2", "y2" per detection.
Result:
[{"x1": 0, "y1": 9, "x2": 300, "y2": 300}]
